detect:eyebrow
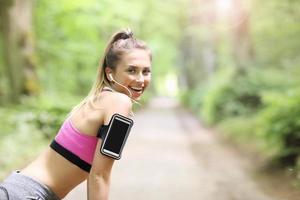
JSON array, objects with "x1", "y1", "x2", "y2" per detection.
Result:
[{"x1": 128, "y1": 65, "x2": 151, "y2": 69}]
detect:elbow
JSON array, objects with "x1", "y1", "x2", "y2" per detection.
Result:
[
  {"x1": 89, "y1": 166, "x2": 112, "y2": 184},
  {"x1": 89, "y1": 170, "x2": 111, "y2": 184}
]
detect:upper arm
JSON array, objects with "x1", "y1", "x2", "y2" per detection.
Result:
[{"x1": 90, "y1": 93, "x2": 132, "y2": 176}]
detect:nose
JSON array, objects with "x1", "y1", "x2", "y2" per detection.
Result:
[{"x1": 136, "y1": 73, "x2": 144, "y2": 83}]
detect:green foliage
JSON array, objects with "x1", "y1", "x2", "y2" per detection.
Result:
[
  {"x1": 200, "y1": 67, "x2": 264, "y2": 125},
  {"x1": 0, "y1": 95, "x2": 75, "y2": 178},
  {"x1": 21, "y1": 94, "x2": 80, "y2": 138},
  {"x1": 30, "y1": 107, "x2": 68, "y2": 138},
  {"x1": 34, "y1": 0, "x2": 187, "y2": 97},
  {"x1": 0, "y1": 36, "x2": 5, "y2": 104},
  {"x1": 258, "y1": 89, "x2": 300, "y2": 166},
  {"x1": 179, "y1": 86, "x2": 207, "y2": 118},
  {"x1": 1, "y1": 94, "x2": 76, "y2": 138},
  {"x1": 218, "y1": 115, "x2": 265, "y2": 153},
  {"x1": 200, "y1": 67, "x2": 236, "y2": 125},
  {"x1": 0, "y1": 122, "x2": 48, "y2": 180},
  {"x1": 252, "y1": 0, "x2": 300, "y2": 68},
  {"x1": 199, "y1": 65, "x2": 300, "y2": 125}
]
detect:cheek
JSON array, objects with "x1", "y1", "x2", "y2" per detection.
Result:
[
  {"x1": 144, "y1": 76, "x2": 151, "y2": 86},
  {"x1": 121, "y1": 74, "x2": 135, "y2": 82}
]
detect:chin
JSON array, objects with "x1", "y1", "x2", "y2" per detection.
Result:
[
  {"x1": 132, "y1": 92, "x2": 144, "y2": 101},
  {"x1": 132, "y1": 95, "x2": 141, "y2": 101},
  {"x1": 130, "y1": 90, "x2": 144, "y2": 101}
]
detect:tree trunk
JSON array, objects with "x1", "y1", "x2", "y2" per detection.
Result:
[
  {"x1": 1, "y1": 0, "x2": 21, "y2": 103},
  {"x1": 17, "y1": 0, "x2": 39, "y2": 96},
  {"x1": 231, "y1": 0, "x2": 255, "y2": 70},
  {"x1": 0, "y1": 0, "x2": 39, "y2": 103}
]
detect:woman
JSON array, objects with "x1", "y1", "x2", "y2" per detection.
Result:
[{"x1": 0, "y1": 28, "x2": 152, "y2": 200}]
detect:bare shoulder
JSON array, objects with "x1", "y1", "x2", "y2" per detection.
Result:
[
  {"x1": 101, "y1": 92, "x2": 132, "y2": 108},
  {"x1": 100, "y1": 92, "x2": 133, "y2": 123}
]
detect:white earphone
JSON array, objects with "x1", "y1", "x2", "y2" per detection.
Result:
[
  {"x1": 108, "y1": 73, "x2": 133, "y2": 98},
  {"x1": 108, "y1": 73, "x2": 114, "y2": 81}
]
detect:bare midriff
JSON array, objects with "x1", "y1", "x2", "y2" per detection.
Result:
[{"x1": 20, "y1": 148, "x2": 88, "y2": 199}]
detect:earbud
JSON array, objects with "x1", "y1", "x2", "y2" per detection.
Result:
[
  {"x1": 108, "y1": 73, "x2": 114, "y2": 81},
  {"x1": 107, "y1": 73, "x2": 133, "y2": 98}
]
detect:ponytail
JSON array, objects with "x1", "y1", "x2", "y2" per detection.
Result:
[{"x1": 101, "y1": 28, "x2": 134, "y2": 69}]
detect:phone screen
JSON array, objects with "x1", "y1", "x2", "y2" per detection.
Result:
[{"x1": 103, "y1": 117, "x2": 131, "y2": 155}]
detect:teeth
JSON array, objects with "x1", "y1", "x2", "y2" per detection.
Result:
[{"x1": 130, "y1": 87, "x2": 143, "y2": 91}]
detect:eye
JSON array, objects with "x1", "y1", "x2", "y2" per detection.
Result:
[
  {"x1": 127, "y1": 68, "x2": 136, "y2": 74},
  {"x1": 143, "y1": 69, "x2": 151, "y2": 75}
]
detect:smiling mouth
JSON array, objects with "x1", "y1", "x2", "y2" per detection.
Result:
[{"x1": 129, "y1": 86, "x2": 144, "y2": 94}]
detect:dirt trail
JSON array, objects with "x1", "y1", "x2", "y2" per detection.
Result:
[{"x1": 64, "y1": 96, "x2": 298, "y2": 200}]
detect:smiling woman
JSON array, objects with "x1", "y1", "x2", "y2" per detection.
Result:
[
  {"x1": 106, "y1": 49, "x2": 152, "y2": 100},
  {"x1": 82, "y1": 28, "x2": 152, "y2": 104},
  {"x1": 0, "y1": 28, "x2": 152, "y2": 200}
]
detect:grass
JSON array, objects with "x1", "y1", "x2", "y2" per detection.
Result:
[
  {"x1": 0, "y1": 125, "x2": 49, "y2": 180},
  {"x1": 0, "y1": 106, "x2": 51, "y2": 180}
]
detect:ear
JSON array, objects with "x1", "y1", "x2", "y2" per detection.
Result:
[{"x1": 105, "y1": 67, "x2": 113, "y2": 81}]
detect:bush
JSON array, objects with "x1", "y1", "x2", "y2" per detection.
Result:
[
  {"x1": 179, "y1": 86, "x2": 207, "y2": 118},
  {"x1": 258, "y1": 89, "x2": 300, "y2": 167},
  {"x1": 201, "y1": 67, "x2": 264, "y2": 125},
  {"x1": 200, "y1": 66, "x2": 298, "y2": 125},
  {"x1": 11, "y1": 94, "x2": 77, "y2": 139},
  {"x1": 218, "y1": 115, "x2": 260, "y2": 144}
]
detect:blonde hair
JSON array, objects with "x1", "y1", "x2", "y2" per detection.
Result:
[{"x1": 71, "y1": 28, "x2": 151, "y2": 114}]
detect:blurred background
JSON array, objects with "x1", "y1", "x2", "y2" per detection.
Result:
[{"x1": 0, "y1": 0, "x2": 299, "y2": 196}]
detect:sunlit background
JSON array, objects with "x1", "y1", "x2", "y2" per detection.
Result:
[{"x1": 0, "y1": 0, "x2": 300, "y2": 198}]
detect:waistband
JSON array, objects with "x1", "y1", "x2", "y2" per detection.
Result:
[{"x1": 2, "y1": 171, "x2": 60, "y2": 200}]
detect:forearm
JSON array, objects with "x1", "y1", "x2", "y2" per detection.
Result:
[
  {"x1": 89, "y1": 135, "x2": 115, "y2": 200},
  {"x1": 88, "y1": 174, "x2": 111, "y2": 200}
]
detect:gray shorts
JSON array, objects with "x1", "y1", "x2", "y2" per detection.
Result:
[{"x1": 0, "y1": 171, "x2": 60, "y2": 200}]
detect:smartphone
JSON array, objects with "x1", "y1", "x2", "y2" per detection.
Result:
[{"x1": 100, "y1": 113, "x2": 134, "y2": 160}]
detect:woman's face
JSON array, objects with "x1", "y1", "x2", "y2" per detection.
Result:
[{"x1": 110, "y1": 49, "x2": 152, "y2": 100}]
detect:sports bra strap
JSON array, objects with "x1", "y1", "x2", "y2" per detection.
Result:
[
  {"x1": 97, "y1": 124, "x2": 109, "y2": 140},
  {"x1": 102, "y1": 87, "x2": 113, "y2": 92}
]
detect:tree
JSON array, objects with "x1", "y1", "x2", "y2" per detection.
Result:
[
  {"x1": 0, "y1": 0, "x2": 39, "y2": 103},
  {"x1": 230, "y1": 0, "x2": 254, "y2": 70}
]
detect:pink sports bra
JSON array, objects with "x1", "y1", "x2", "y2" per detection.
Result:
[{"x1": 50, "y1": 118, "x2": 108, "y2": 172}]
